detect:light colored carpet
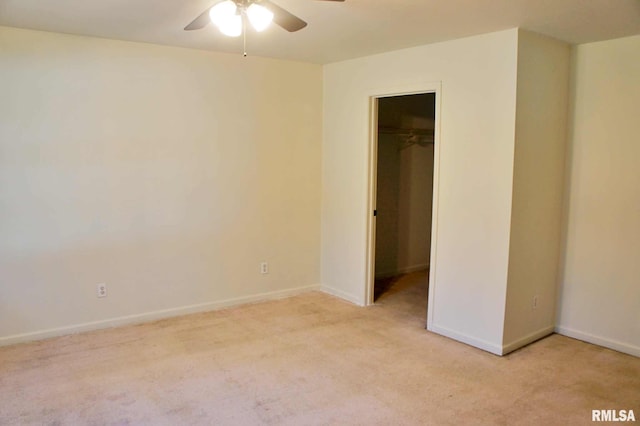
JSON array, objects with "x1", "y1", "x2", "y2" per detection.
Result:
[{"x1": 1, "y1": 271, "x2": 638, "y2": 425}]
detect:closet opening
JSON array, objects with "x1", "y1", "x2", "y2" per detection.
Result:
[{"x1": 368, "y1": 92, "x2": 436, "y2": 324}]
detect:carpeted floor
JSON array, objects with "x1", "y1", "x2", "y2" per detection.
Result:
[{"x1": 1, "y1": 271, "x2": 638, "y2": 425}]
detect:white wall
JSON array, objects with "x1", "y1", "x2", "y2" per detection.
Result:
[
  {"x1": 503, "y1": 30, "x2": 570, "y2": 352},
  {"x1": 8, "y1": 25, "x2": 630, "y2": 359},
  {"x1": 0, "y1": 26, "x2": 323, "y2": 344},
  {"x1": 322, "y1": 29, "x2": 519, "y2": 353},
  {"x1": 397, "y1": 143, "x2": 433, "y2": 274},
  {"x1": 556, "y1": 35, "x2": 640, "y2": 357}
]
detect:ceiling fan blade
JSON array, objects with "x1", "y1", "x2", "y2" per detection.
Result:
[
  {"x1": 261, "y1": 0, "x2": 308, "y2": 32},
  {"x1": 185, "y1": 0, "x2": 342, "y2": 32},
  {"x1": 184, "y1": 8, "x2": 212, "y2": 31}
]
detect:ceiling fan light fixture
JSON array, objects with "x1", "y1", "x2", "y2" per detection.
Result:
[
  {"x1": 247, "y1": 3, "x2": 274, "y2": 32},
  {"x1": 209, "y1": 1, "x2": 242, "y2": 37},
  {"x1": 218, "y1": 13, "x2": 242, "y2": 37}
]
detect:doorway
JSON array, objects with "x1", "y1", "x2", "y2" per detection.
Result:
[{"x1": 369, "y1": 93, "x2": 436, "y2": 322}]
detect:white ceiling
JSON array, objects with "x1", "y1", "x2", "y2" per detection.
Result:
[{"x1": 1, "y1": 0, "x2": 639, "y2": 64}]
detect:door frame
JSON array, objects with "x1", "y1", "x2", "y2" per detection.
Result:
[{"x1": 364, "y1": 82, "x2": 442, "y2": 331}]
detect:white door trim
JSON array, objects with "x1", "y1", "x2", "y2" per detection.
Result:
[{"x1": 364, "y1": 81, "x2": 442, "y2": 331}]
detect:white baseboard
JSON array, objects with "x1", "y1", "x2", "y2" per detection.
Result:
[
  {"x1": 0, "y1": 284, "x2": 320, "y2": 347},
  {"x1": 375, "y1": 263, "x2": 429, "y2": 279},
  {"x1": 320, "y1": 285, "x2": 364, "y2": 306},
  {"x1": 555, "y1": 326, "x2": 640, "y2": 358},
  {"x1": 429, "y1": 323, "x2": 503, "y2": 356},
  {"x1": 502, "y1": 325, "x2": 555, "y2": 355}
]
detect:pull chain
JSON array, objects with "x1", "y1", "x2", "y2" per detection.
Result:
[{"x1": 243, "y1": 16, "x2": 247, "y2": 57}]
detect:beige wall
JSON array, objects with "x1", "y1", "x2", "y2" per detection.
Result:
[
  {"x1": 3, "y1": 24, "x2": 634, "y2": 358},
  {"x1": 503, "y1": 30, "x2": 571, "y2": 352},
  {"x1": 397, "y1": 143, "x2": 433, "y2": 273},
  {"x1": 557, "y1": 35, "x2": 640, "y2": 357},
  {"x1": 0, "y1": 26, "x2": 323, "y2": 343},
  {"x1": 322, "y1": 29, "x2": 519, "y2": 353}
]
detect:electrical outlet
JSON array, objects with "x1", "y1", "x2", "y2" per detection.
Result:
[
  {"x1": 532, "y1": 295, "x2": 538, "y2": 310},
  {"x1": 97, "y1": 283, "x2": 107, "y2": 298},
  {"x1": 260, "y1": 262, "x2": 268, "y2": 274}
]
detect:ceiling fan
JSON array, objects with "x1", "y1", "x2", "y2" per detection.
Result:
[{"x1": 185, "y1": 0, "x2": 345, "y2": 36}]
